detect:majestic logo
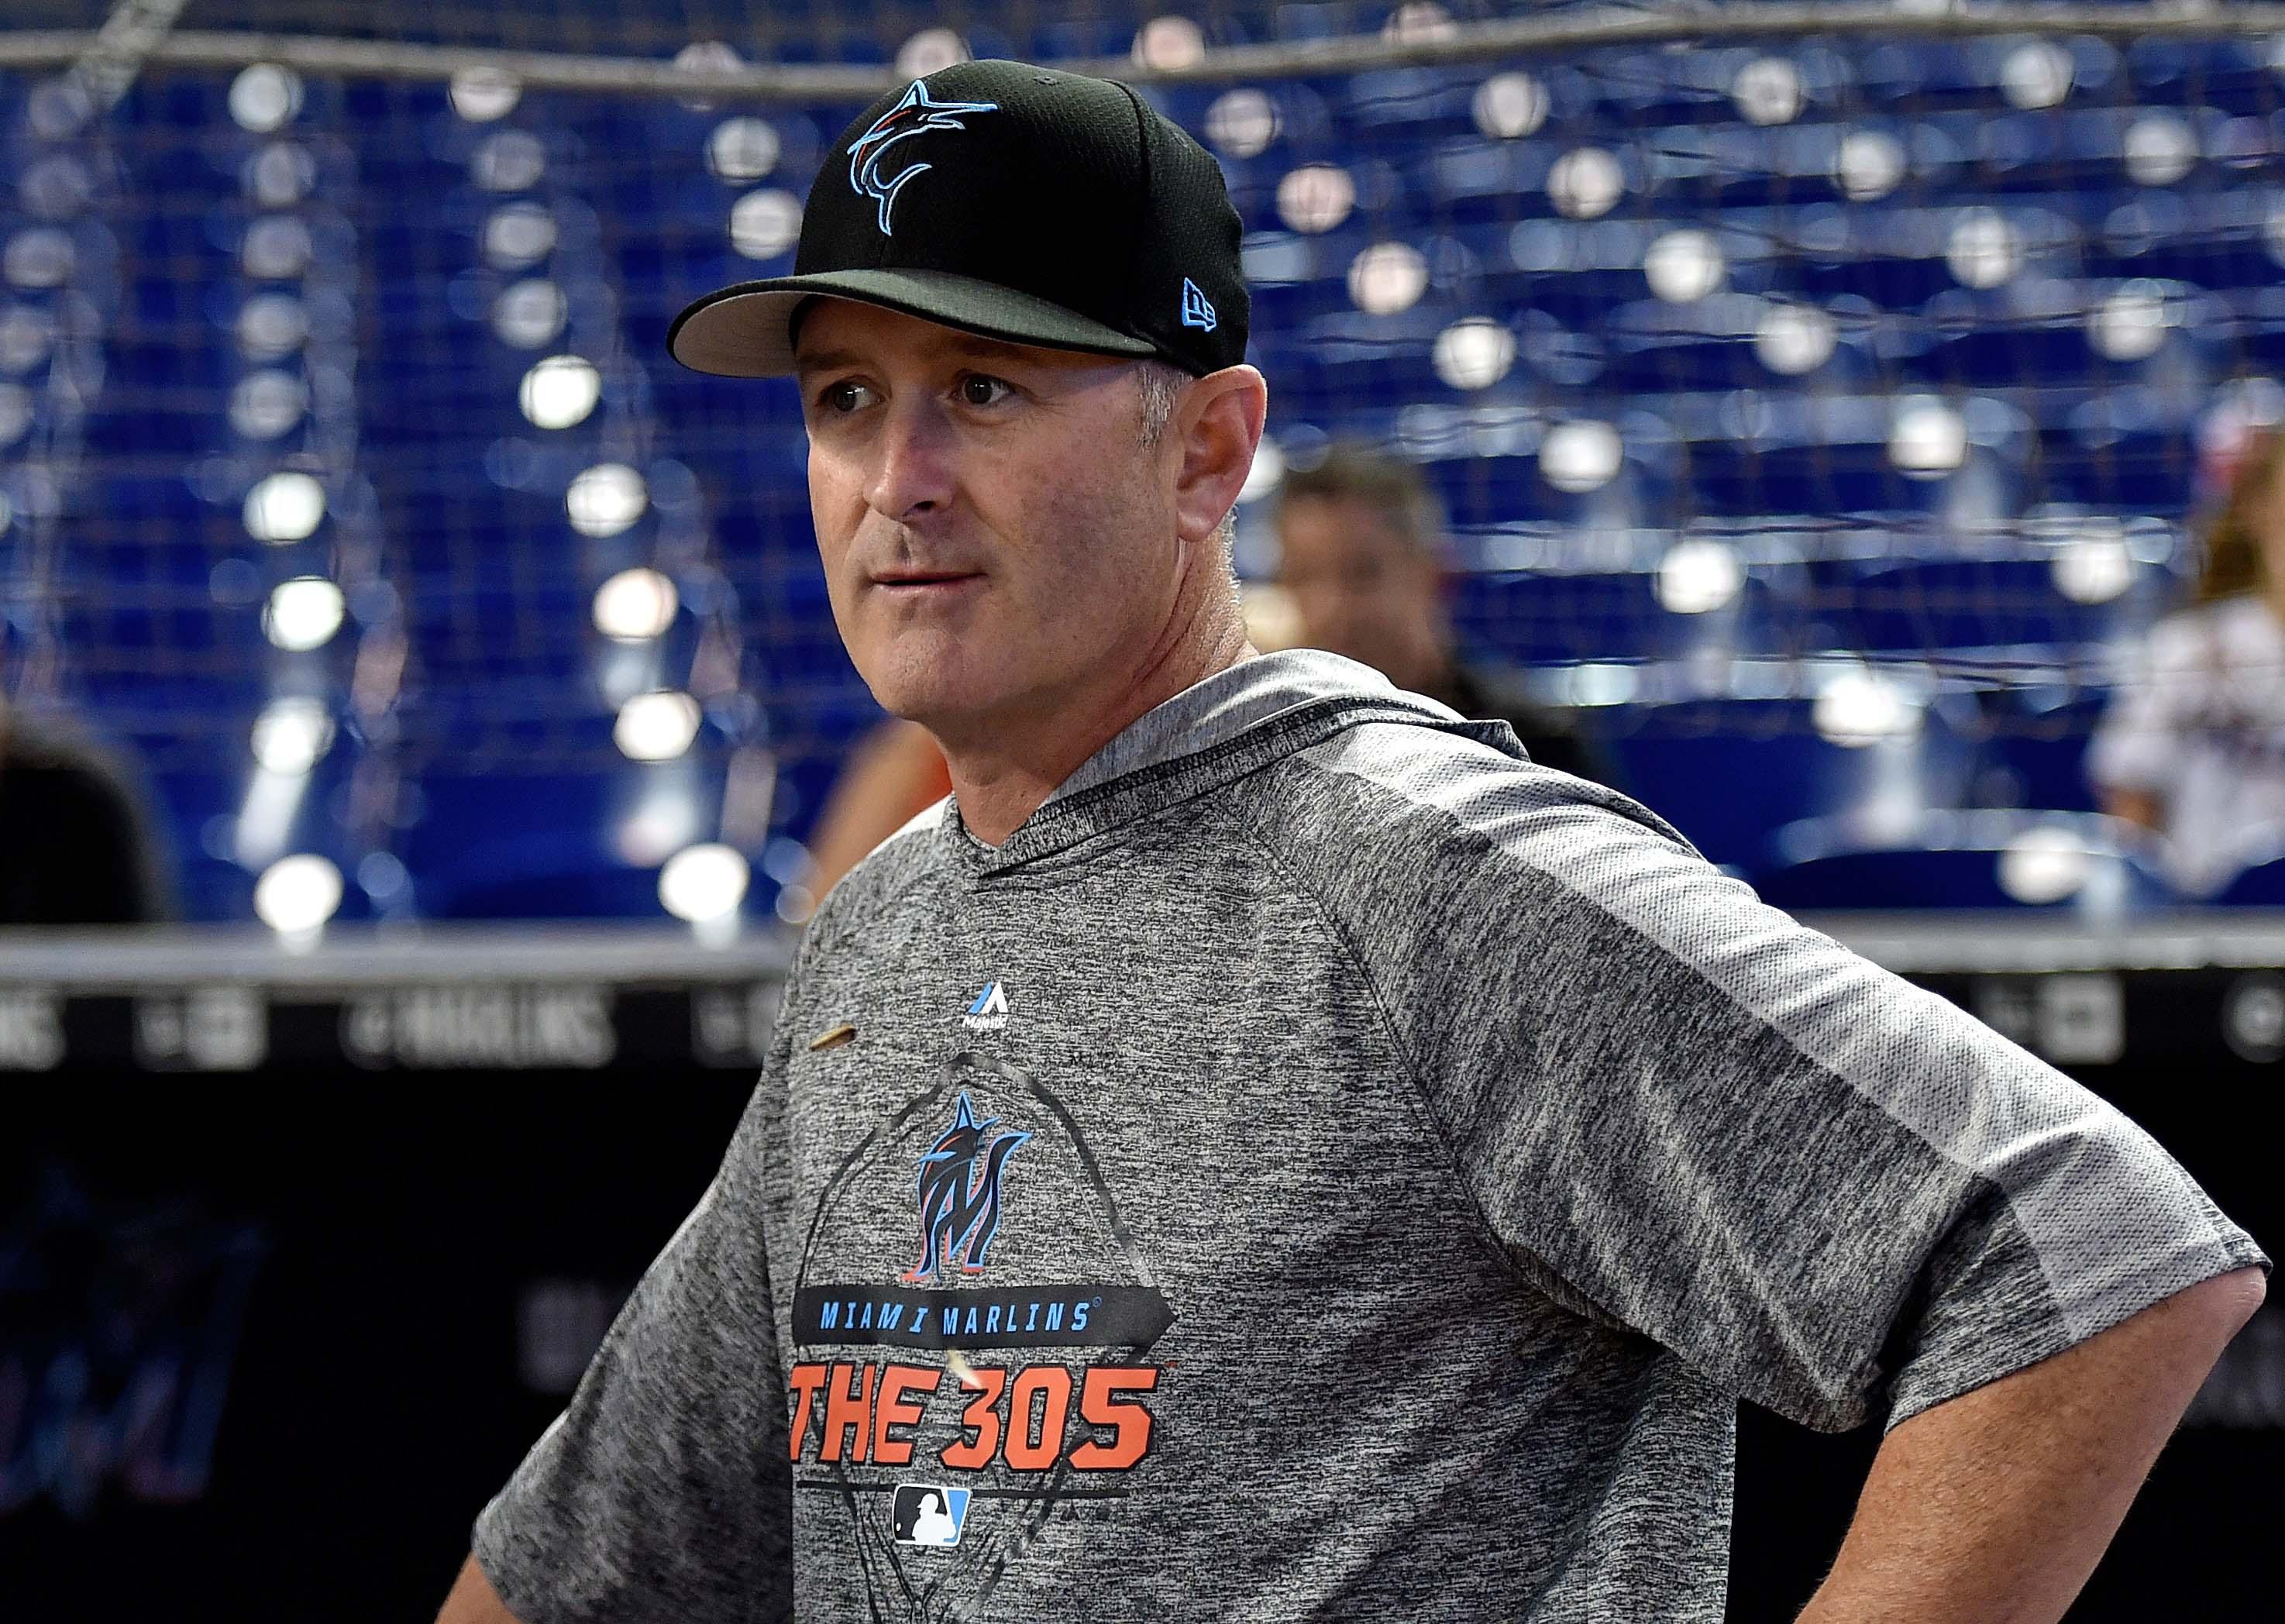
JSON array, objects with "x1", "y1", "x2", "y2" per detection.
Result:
[
  {"x1": 903, "y1": 1092, "x2": 1030, "y2": 1284},
  {"x1": 1180, "y1": 277, "x2": 1217, "y2": 332},
  {"x1": 960, "y1": 981, "x2": 1008, "y2": 1032},
  {"x1": 846, "y1": 79, "x2": 1000, "y2": 236}
]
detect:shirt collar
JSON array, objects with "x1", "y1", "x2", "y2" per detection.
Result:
[{"x1": 941, "y1": 648, "x2": 1494, "y2": 871}]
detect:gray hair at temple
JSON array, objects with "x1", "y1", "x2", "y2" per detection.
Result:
[{"x1": 1134, "y1": 360, "x2": 1240, "y2": 557}]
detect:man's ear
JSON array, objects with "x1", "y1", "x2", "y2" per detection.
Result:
[{"x1": 1168, "y1": 366, "x2": 1268, "y2": 549}]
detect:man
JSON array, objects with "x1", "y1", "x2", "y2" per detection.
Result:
[
  {"x1": 442, "y1": 60, "x2": 2265, "y2": 1624},
  {"x1": 1275, "y1": 445, "x2": 1603, "y2": 783}
]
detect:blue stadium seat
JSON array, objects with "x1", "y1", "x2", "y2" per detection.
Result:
[
  {"x1": 2211, "y1": 858, "x2": 2285, "y2": 907},
  {"x1": 1753, "y1": 809, "x2": 2175, "y2": 911},
  {"x1": 1826, "y1": 557, "x2": 2134, "y2": 653},
  {"x1": 1594, "y1": 694, "x2": 1978, "y2": 872},
  {"x1": 11, "y1": 35, "x2": 2273, "y2": 921},
  {"x1": 1968, "y1": 688, "x2": 2114, "y2": 814},
  {"x1": 2208, "y1": 827, "x2": 2285, "y2": 905}
]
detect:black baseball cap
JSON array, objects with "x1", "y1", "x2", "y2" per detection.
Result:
[{"x1": 667, "y1": 60, "x2": 1249, "y2": 380}]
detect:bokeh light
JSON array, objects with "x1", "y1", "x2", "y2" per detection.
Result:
[
  {"x1": 263, "y1": 577, "x2": 346, "y2": 651},
  {"x1": 243, "y1": 471, "x2": 326, "y2": 543},
  {"x1": 518, "y1": 355, "x2": 602, "y2": 429},
  {"x1": 659, "y1": 843, "x2": 749, "y2": 924},
  {"x1": 593, "y1": 567, "x2": 680, "y2": 641},
  {"x1": 614, "y1": 690, "x2": 702, "y2": 762},
  {"x1": 253, "y1": 854, "x2": 343, "y2": 934},
  {"x1": 566, "y1": 463, "x2": 648, "y2": 537},
  {"x1": 1541, "y1": 421, "x2": 1623, "y2": 494}
]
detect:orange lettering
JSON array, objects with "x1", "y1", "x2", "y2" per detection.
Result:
[
  {"x1": 938, "y1": 1365, "x2": 1006, "y2": 1470},
  {"x1": 819, "y1": 1361, "x2": 875, "y2": 1464},
  {"x1": 871, "y1": 1364, "x2": 942, "y2": 1467},
  {"x1": 786, "y1": 1363, "x2": 828, "y2": 1462},
  {"x1": 1003, "y1": 1364, "x2": 1073, "y2": 1472},
  {"x1": 1071, "y1": 1366, "x2": 1159, "y2": 1471}
]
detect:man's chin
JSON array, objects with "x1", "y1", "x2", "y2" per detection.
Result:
[
  {"x1": 866, "y1": 677, "x2": 1044, "y2": 746},
  {"x1": 857, "y1": 632, "x2": 1076, "y2": 743},
  {"x1": 862, "y1": 664, "x2": 996, "y2": 735}
]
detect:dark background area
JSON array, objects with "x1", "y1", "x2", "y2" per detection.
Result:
[{"x1": 1, "y1": 968, "x2": 2274, "y2": 1622}]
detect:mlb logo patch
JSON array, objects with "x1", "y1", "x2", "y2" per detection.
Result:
[{"x1": 892, "y1": 1482, "x2": 972, "y2": 1548}]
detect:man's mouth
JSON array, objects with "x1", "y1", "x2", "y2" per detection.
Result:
[{"x1": 872, "y1": 568, "x2": 984, "y2": 592}]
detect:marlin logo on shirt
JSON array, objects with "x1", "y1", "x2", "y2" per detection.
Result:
[
  {"x1": 791, "y1": 1056, "x2": 1178, "y2": 1590},
  {"x1": 902, "y1": 1092, "x2": 1030, "y2": 1283},
  {"x1": 845, "y1": 80, "x2": 1000, "y2": 236}
]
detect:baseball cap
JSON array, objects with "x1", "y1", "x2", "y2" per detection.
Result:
[{"x1": 666, "y1": 60, "x2": 1249, "y2": 380}]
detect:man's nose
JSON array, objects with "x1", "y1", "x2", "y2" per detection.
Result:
[{"x1": 865, "y1": 395, "x2": 956, "y2": 525}]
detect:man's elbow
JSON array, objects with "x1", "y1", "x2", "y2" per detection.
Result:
[
  {"x1": 436, "y1": 1553, "x2": 527, "y2": 1624},
  {"x1": 2171, "y1": 1265, "x2": 2267, "y2": 1353}
]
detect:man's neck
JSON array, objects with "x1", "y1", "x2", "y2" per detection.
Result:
[{"x1": 932, "y1": 610, "x2": 1255, "y2": 846}]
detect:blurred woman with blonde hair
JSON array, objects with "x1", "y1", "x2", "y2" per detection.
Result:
[{"x1": 2091, "y1": 424, "x2": 2285, "y2": 893}]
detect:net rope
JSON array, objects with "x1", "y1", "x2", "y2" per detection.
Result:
[{"x1": 2, "y1": 1, "x2": 2281, "y2": 916}]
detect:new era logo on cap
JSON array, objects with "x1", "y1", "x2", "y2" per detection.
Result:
[
  {"x1": 666, "y1": 60, "x2": 1250, "y2": 381},
  {"x1": 1180, "y1": 277, "x2": 1217, "y2": 332}
]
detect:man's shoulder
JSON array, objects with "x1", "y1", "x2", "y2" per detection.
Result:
[
  {"x1": 1444, "y1": 660, "x2": 1608, "y2": 782},
  {"x1": 1234, "y1": 714, "x2": 1779, "y2": 1048},
  {"x1": 1239, "y1": 715, "x2": 1702, "y2": 917}
]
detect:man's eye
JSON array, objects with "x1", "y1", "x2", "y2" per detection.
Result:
[
  {"x1": 822, "y1": 381, "x2": 876, "y2": 413},
  {"x1": 959, "y1": 375, "x2": 1013, "y2": 408}
]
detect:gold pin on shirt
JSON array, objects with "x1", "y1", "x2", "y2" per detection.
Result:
[{"x1": 809, "y1": 1023, "x2": 857, "y2": 1052}]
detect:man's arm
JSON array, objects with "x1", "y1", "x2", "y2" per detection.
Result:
[
  {"x1": 1801, "y1": 1267, "x2": 2267, "y2": 1624},
  {"x1": 805, "y1": 719, "x2": 948, "y2": 894},
  {"x1": 443, "y1": 1064, "x2": 797, "y2": 1624},
  {"x1": 436, "y1": 1554, "x2": 523, "y2": 1624}
]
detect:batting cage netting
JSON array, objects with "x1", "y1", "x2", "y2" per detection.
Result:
[{"x1": 5, "y1": 2, "x2": 2285, "y2": 924}]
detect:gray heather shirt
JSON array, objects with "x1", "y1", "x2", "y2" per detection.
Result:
[{"x1": 476, "y1": 649, "x2": 2267, "y2": 1624}]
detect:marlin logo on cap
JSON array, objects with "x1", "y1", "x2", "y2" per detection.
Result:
[{"x1": 846, "y1": 79, "x2": 1000, "y2": 236}]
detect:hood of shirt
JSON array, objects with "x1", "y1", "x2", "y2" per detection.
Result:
[{"x1": 934, "y1": 649, "x2": 1528, "y2": 874}]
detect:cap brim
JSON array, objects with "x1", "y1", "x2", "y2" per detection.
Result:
[{"x1": 667, "y1": 269, "x2": 1158, "y2": 378}]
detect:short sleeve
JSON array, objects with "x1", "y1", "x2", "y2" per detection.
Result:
[
  {"x1": 1448, "y1": 805, "x2": 2263, "y2": 1430},
  {"x1": 1291, "y1": 731, "x2": 2270, "y2": 1434},
  {"x1": 472, "y1": 1070, "x2": 794, "y2": 1623}
]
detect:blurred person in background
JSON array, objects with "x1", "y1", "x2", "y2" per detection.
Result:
[
  {"x1": 2091, "y1": 425, "x2": 2285, "y2": 895},
  {"x1": 0, "y1": 688, "x2": 167, "y2": 924},
  {"x1": 802, "y1": 715, "x2": 950, "y2": 894},
  {"x1": 1273, "y1": 445, "x2": 1605, "y2": 784}
]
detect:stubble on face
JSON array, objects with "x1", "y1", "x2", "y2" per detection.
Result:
[
  {"x1": 869, "y1": 468, "x2": 1170, "y2": 726},
  {"x1": 797, "y1": 302, "x2": 1182, "y2": 745}
]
